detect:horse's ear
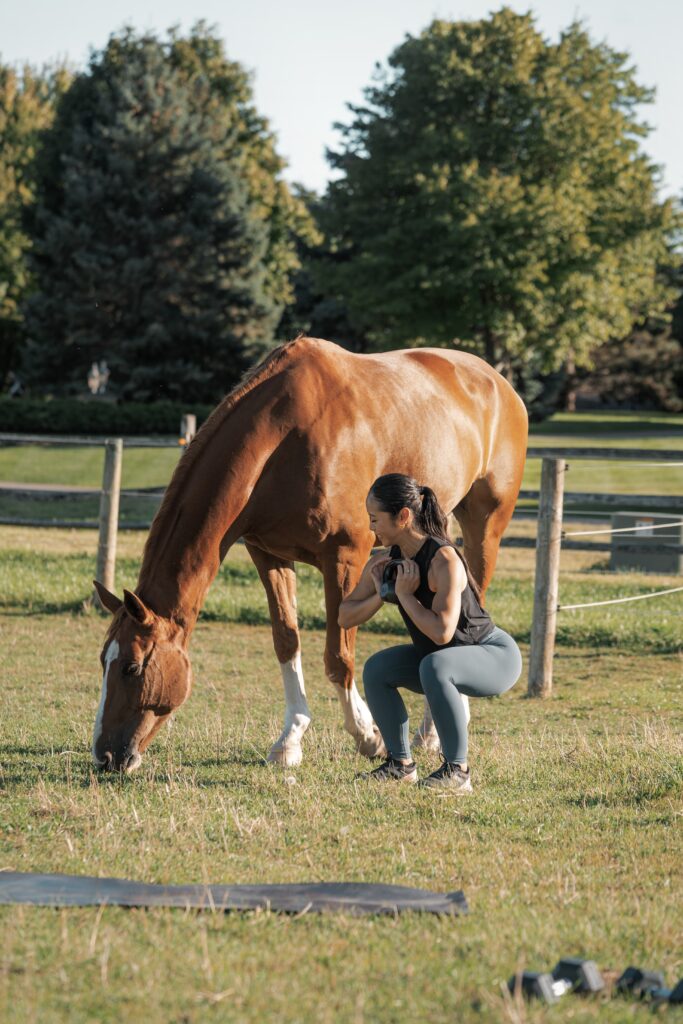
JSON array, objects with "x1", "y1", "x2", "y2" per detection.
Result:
[
  {"x1": 93, "y1": 580, "x2": 123, "y2": 615},
  {"x1": 123, "y1": 589, "x2": 156, "y2": 627}
]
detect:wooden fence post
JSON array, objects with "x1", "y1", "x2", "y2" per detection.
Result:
[
  {"x1": 527, "y1": 457, "x2": 566, "y2": 697},
  {"x1": 93, "y1": 438, "x2": 123, "y2": 608}
]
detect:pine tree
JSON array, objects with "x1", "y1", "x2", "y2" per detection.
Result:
[
  {"x1": 24, "y1": 27, "x2": 312, "y2": 401},
  {"x1": 318, "y1": 9, "x2": 679, "y2": 376}
]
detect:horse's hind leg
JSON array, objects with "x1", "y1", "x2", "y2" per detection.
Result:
[
  {"x1": 453, "y1": 474, "x2": 519, "y2": 600},
  {"x1": 321, "y1": 547, "x2": 386, "y2": 760},
  {"x1": 245, "y1": 542, "x2": 311, "y2": 766}
]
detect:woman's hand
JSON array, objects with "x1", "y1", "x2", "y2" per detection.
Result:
[
  {"x1": 370, "y1": 556, "x2": 392, "y2": 596},
  {"x1": 394, "y1": 559, "x2": 420, "y2": 600}
]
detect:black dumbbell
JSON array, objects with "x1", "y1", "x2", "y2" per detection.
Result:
[
  {"x1": 650, "y1": 978, "x2": 683, "y2": 1005},
  {"x1": 615, "y1": 966, "x2": 666, "y2": 999},
  {"x1": 508, "y1": 971, "x2": 572, "y2": 1004},
  {"x1": 379, "y1": 559, "x2": 404, "y2": 605},
  {"x1": 552, "y1": 957, "x2": 605, "y2": 993}
]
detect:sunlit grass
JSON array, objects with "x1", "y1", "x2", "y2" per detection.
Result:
[{"x1": 1, "y1": 611, "x2": 681, "y2": 1024}]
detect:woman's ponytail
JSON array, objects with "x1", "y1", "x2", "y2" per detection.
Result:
[{"x1": 417, "y1": 485, "x2": 449, "y2": 543}]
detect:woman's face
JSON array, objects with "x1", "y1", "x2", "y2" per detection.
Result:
[{"x1": 366, "y1": 493, "x2": 407, "y2": 547}]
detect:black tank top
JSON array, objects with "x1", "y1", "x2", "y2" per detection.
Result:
[{"x1": 389, "y1": 537, "x2": 494, "y2": 655}]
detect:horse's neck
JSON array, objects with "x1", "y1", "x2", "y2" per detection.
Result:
[{"x1": 137, "y1": 414, "x2": 277, "y2": 632}]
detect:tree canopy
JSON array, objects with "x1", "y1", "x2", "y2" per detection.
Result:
[
  {"x1": 0, "y1": 61, "x2": 69, "y2": 385},
  {"x1": 317, "y1": 8, "x2": 679, "y2": 372},
  {"x1": 23, "y1": 25, "x2": 314, "y2": 401}
]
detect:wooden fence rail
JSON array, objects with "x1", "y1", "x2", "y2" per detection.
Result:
[{"x1": 1, "y1": 438, "x2": 680, "y2": 635}]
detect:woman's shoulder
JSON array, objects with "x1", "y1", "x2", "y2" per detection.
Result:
[{"x1": 429, "y1": 542, "x2": 467, "y2": 581}]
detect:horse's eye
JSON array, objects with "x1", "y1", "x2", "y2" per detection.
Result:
[{"x1": 123, "y1": 662, "x2": 142, "y2": 677}]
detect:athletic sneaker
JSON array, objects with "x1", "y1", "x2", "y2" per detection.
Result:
[
  {"x1": 420, "y1": 760, "x2": 472, "y2": 793},
  {"x1": 358, "y1": 756, "x2": 418, "y2": 783}
]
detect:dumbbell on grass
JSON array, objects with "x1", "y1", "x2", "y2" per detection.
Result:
[
  {"x1": 508, "y1": 971, "x2": 573, "y2": 1004},
  {"x1": 615, "y1": 966, "x2": 666, "y2": 999},
  {"x1": 650, "y1": 979, "x2": 683, "y2": 1005},
  {"x1": 552, "y1": 958, "x2": 605, "y2": 993}
]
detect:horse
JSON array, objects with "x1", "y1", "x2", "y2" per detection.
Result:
[{"x1": 92, "y1": 336, "x2": 528, "y2": 772}]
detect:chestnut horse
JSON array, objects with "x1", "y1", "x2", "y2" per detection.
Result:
[{"x1": 93, "y1": 336, "x2": 527, "y2": 772}]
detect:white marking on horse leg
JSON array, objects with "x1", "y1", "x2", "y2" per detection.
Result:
[
  {"x1": 332, "y1": 680, "x2": 386, "y2": 759},
  {"x1": 413, "y1": 694, "x2": 470, "y2": 750},
  {"x1": 92, "y1": 639, "x2": 119, "y2": 765},
  {"x1": 267, "y1": 651, "x2": 311, "y2": 767}
]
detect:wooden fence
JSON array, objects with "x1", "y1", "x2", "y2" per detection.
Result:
[{"x1": 1, "y1": 435, "x2": 681, "y2": 651}]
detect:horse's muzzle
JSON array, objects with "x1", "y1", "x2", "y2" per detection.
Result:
[{"x1": 98, "y1": 747, "x2": 142, "y2": 773}]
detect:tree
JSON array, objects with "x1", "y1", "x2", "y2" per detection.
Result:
[
  {"x1": 575, "y1": 267, "x2": 683, "y2": 412},
  {"x1": 277, "y1": 187, "x2": 367, "y2": 352},
  {"x1": 318, "y1": 8, "x2": 679, "y2": 377},
  {"x1": 0, "y1": 62, "x2": 69, "y2": 387},
  {"x1": 23, "y1": 26, "x2": 313, "y2": 401}
]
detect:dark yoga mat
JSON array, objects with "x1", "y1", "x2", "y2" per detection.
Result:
[{"x1": 0, "y1": 871, "x2": 468, "y2": 917}]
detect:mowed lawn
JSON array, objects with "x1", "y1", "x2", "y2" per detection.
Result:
[{"x1": 1, "y1": 513, "x2": 682, "y2": 1023}]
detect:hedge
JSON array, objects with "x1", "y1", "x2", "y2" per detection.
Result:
[{"x1": 0, "y1": 398, "x2": 214, "y2": 436}]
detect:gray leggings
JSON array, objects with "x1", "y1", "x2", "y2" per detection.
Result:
[{"x1": 362, "y1": 627, "x2": 522, "y2": 763}]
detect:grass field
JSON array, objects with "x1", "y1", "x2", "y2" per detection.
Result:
[{"x1": 1, "y1": 412, "x2": 682, "y2": 1022}]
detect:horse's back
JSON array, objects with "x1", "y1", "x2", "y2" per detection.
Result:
[{"x1": 277, "y1": 337, "x2": 526, "y2": 444}]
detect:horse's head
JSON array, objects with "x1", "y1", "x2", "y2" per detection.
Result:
[{"x1": 92, "y1": 581, "x2": 193, "y2": 772}]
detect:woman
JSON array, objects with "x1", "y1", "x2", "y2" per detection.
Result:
[{"x1": 338, "y1": 473, "x2": 522, "y2": 792}]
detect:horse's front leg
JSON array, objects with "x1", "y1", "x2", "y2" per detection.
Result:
[
  {"x1": 245, "y1": 543, "x2": 311, "y2": 767},
  {"x1": 321, "y1": 552, "x2": 386, "y2": 760},
  {"x1": 413, "y1": 694, "x2": 470, "y2": 751}
]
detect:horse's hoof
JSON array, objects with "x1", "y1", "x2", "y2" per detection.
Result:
[
  {"x1": 266, "y1": 744, "x2": 303, "y2": 767},
  {"x1": 412, "y1": 729, "x2": 441, "y2": 752},
  {"x1": 355, "y1": 727, "x2": 387, "y2": 760}
]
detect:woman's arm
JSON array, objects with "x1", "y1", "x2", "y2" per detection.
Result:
[
  {"x1": 395, "y1": 548, "x2": 466, "y2": 645},
  {"x1": 338, "y1": 553, "x2": 391, "y2": 629}
]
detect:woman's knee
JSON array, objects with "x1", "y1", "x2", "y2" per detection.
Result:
[
  {"x1": 418, "y1": 652, "x2": 454, "y2": 696},
  {"x1": 362, "y1": 650, "x2": 389, "y2": 693}
]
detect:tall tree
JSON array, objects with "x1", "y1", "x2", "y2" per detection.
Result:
[
  {"x1": 0, "y1": 62, "x2": 69, "y2": 387},
  {"x1": 277, "y1": 187, "x2": 367, "y2": 351},
  {"x1": 23, "y1": 26, "x2": 313, "y2": 401},
  {"x1": 318, "y1": 8, "x2": 679, "y2": 375}
]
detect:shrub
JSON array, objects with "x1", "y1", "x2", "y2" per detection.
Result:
[{"x1": 0, "y1": 398, "x2": 213, "y2": 436}]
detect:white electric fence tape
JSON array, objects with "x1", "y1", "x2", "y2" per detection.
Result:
[
  {"x1": 559, "y1": 586, "x2": 683, "y2": 611},
  {"x1": 564, "y1": 519, "x2": 683, "y2": 539}
]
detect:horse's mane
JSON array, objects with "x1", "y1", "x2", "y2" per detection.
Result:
[{"x1": 140, "y1": 339, "x2": 301, "y2": 567}]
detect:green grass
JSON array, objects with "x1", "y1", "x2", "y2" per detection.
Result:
[
  {"x1": 1, "y1": 528, "x2": 681, "y2": 653},
  {"x1": 1, "y1": 611, "x2": 682, "y2": 1023},
  {"x1": 529, "y1": 410, "x2": 683, "y2": 436},
  {"x1": 1, "y1": 412, "x2": 682, "y2": 1022},
  {"x1": 0, "y1": 444, "x2": 182, "y2": 488}
]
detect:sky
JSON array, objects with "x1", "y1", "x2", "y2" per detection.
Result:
[{"x1": 2, "y1": 0, "x2": 681, "y2": 199}]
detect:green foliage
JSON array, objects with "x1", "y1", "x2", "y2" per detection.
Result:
[
  {"x1": 22, "y1": 25, "x2": 313, "y2": 401},
  {"x1": 576, "y1": 274, "x2": 683, "y2": 412},
  {"x1": 318, "y1": 8, "x2": 679, "y2": 372},
  {"x1": 0, "y1": 61, "x2": 70, "y2": 384},
  {"x1": 0, "y1": 396, "x2": 212, "y2": 435},
  {"x1": 277, "y1": 188, "x2": 367, "y2": 351}
]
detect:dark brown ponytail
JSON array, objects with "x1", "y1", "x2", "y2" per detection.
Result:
[{"x1": 418, "y1": 484, "x2": 450, "y2": 542}]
